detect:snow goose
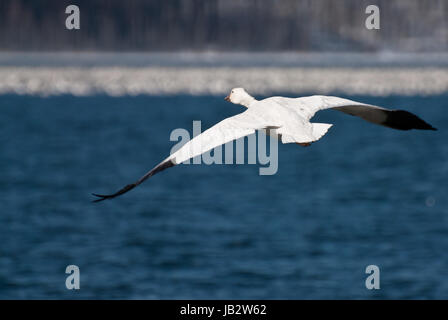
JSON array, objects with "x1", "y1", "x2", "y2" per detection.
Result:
[{"x1": 93, "y1": 88, "x2": 436, "y2": 202}]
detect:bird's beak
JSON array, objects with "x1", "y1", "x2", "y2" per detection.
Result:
[{"x1": 224, "y1": 95, "x2": 230, "y2": 102}]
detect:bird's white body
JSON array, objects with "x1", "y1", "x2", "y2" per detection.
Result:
[
  {"x1": 251, "y1": 96, "x2": 333, "y2": 144},
  {"x1": 168, "y1": 92, "x2": 380, "y2": 165},
  {"x1": 93, "y1": 88, "x2": 436, "y2": 202}
]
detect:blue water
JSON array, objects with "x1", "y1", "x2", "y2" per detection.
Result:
[{"x1": 0, "y1": 94, "x2": 447, "y2": 299}]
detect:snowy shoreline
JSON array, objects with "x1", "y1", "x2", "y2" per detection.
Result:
[{"x1": 0, "y1": 66, "x2": 447, "y2": 96}]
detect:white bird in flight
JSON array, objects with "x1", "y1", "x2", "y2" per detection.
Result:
[{"x1": 93, "y1": 88, "x2": 436, "y2": 202}]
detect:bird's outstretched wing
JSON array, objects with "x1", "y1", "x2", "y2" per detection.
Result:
[
  {"x1": 92, "y1": 160, "x2": 175, "y2": 203},
  {"x1": 279, "y1": 95, "x2": 437, "y2": 131},
  {"x1": 92, "y1": 109, "x2": 276, "y2": 202}
]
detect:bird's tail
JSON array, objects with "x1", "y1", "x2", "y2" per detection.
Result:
[{"x1": 311, "y1": 123, "x2": 333, "y2": 141}]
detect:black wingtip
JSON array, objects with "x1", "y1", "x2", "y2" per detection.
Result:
[
  {"x1": 91, "y1": 160, "x2": 176, "y2": 203},
  {"x1": 420, "y1": 123, "x2": 437, "y2": 131},
  {"x1": 420, "y1": 124, "x2": 437, "y2": 131},
  {"x1": 91, "y1": 193, "x2": 110, "y2": 203},
  {"x1": 383, "y1": 110, "x2": 438, "y2": 131}
]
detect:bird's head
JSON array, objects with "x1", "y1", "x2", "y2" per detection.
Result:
[{"x1": 225, "y1": 88, "x2": 255, "y2": 108}]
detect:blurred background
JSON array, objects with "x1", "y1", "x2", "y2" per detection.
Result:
[
  {"x1": 1, "y1": 0, "x2": 448, "y2": 51},
  {"x1": 0, "y1": 0, "x2": 447, "y2": 299}
]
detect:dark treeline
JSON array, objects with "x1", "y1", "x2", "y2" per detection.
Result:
[{"x1": 0, "y1": 0, "x2": 447, "y2": 51}]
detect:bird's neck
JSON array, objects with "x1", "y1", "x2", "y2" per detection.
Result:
[{"x1": 241, "y1": 96, "x2": 257, "y2": 108}]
